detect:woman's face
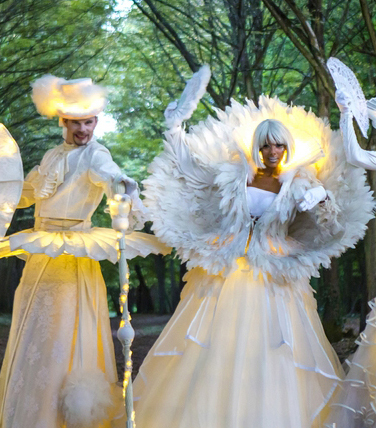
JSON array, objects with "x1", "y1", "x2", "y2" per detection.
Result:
[{"x1": 260, "y1": 140, "x2": 286, "y2": 169}]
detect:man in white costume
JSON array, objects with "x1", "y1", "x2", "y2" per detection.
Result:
[{"x1": 0, "y1": 75, "x2": 168, "y2": 428}]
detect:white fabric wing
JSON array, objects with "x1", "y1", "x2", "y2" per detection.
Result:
[
  {"x1": 164, "y1": 65, "x2": 211, "y2": 129},
  {"x1": 327, "y1": 57, "x2": 369, "y2": 138},
  {"x1": 144, "y1": 124, "x2": 250, "y2": 274},
  {"x1": 0, "y1": 125, "x2": 23, "y2": 238},
  {"x1": 367, "y1": 97, "x2": 376, "y2": 128}
]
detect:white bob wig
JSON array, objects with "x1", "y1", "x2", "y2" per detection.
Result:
[{"x1": 251, "y1": 119, "x2": 295, "y2": 169}]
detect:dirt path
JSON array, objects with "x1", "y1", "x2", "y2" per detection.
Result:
[{"x1": 0, "y1": 314, "x2": 171, "y2": 381}]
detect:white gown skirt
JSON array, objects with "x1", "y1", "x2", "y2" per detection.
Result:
[
  {"x1": 133, "y1": 258, "x2": 344, "y2": 428},
  {"x1": 0, "y1": 254, "x2": 121, "y2": 428},
  {"x1": 324, "y1": 299, "x2": 376, "y2": 428}
]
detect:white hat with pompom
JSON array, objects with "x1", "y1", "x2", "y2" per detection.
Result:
[{"x1": 31, "y1": 75, "x2": 107, "y2": 121}]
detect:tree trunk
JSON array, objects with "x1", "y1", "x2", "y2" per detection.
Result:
[
  {"x1": 135, "y1": 263, "x2": 154, "y2": 313},
  {"x1": 153, "y1": 254, "x2": 169, "y2": 314},
  {"x1": 322, "y1": 258, "x2": 342, "y2": 342}
]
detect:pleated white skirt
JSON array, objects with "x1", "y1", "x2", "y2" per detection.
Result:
[
  {"x1": 134, "y1": 258, "x2": 344, "y2": 428},
  {"x1": 0, "y1": 254, "x2": 121, "y2": 428},
  {"x1": 325, "y1": 299, "x2": 376, "y2": 428}
]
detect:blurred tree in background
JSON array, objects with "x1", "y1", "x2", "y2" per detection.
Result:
[{"x1": 0, "y1": 0, "x2": 376, "y2": 341}]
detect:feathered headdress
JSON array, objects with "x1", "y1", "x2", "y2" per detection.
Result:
[{"x1": 31, "y1": 75, "x2": 107, "y2": 120}]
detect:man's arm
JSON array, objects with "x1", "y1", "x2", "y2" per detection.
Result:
[
  {"x1": 18, "y1": 167, "x2": 38, "y2": 208},
  {"x1": 89, "y1": 146, "x2": 147, "y2": 229}
]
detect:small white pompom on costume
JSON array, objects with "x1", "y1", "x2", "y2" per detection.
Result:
[{"x1": 60, "y1": 369, "x2": 113, "y2": 428}]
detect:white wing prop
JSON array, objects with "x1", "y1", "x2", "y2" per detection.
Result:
[
  {"x1": 367, "y1": 98, "x2": 376, "y2": 128},
  {"x1": 164, "y1": 65, "x2": 211, "y2": 129},
  {"x1": 327, "y1": 57, "x2": 369, "y2": 138},
  {"x1": 0, "y1": 125, "x2": 23, "y2": 238}
]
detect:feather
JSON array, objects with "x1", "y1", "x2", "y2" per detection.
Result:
[
  {"x1": 367, "y1": 97, "x2": 376, "y2": 128},
  {"x1": 31, "y1": 75, "x2": 65, "y2": 117},
  {"x1": 164, "y1": 65, "x2": 211, "y2": 129}
]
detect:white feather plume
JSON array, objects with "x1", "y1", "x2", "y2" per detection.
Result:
[
  {"x1": 60, "y1": 369, "x2": 113, "y2": 427},
  {"x1": 164, "y1": 65, "x2": 211, "y2": 129},
  {"x1": 31, "y1": 75, "x2": 66, "y2": 117},
  {"x1": 367, "y1": 97, "x2": 376, "y2": 128}
]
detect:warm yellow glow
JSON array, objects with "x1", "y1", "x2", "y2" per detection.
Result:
[
  {"x1": 233, "y1": 97, "x2": 327, "y2": 172},
  {"x1": 120, "y1": 319, "x2": 125, "y2": 328},
  {"x1": 120, "y1": 294, "x2": 127, "y2": 304},
  {"x1": 122, "y1": 368, "x2": 132, "y2": 398},
  {"x1": 56, "y1": 98, "x2": 105, "y2": 117},
  {"x1": 0, "y1": 203, "x2": 15, "y2": 214},
  {"x1": 0, "y1": 124, "x2": 18, "y2": 157}
]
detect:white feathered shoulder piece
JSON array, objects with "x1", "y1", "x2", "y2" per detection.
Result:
[{"x1": 144, "y1": 75, "x2": 374, "y2": 281}]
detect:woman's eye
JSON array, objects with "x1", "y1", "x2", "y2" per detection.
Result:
[{"x1": 277, "y1": 144, "x2": 284, "y2": 149}]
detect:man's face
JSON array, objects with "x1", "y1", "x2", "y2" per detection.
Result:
[{"x1": 63, "y1": 117, "x2": 98, "y2": 146}]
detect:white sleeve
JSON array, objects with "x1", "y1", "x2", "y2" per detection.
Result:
[
  {"x1": 18, "y1": 166, "x2": 39, "y2": 208},
  {"x1": 340, "y1": 111, "x2": 376, "y2": 169},
  {"x1": 89, "y1": 146, "x2": 147, "y2": 230}
]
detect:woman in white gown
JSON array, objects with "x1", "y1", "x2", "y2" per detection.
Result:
[{"x1": 132, "y1": 68, "x2": 374, "y2": 428}]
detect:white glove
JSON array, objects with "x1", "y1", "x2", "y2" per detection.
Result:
[
  {"x1": 335, "y1": 89, "x2": 352, "y2": 114},
  {"x1": 297, "y1": 186, "x2": 327, "y2": 212},
  {"x1": 122, "y1": 176, "x2": 138, "y2": 196}
]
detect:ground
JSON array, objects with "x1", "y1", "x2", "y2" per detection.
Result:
[{"x1": 0, "y1": 313, "x2": 361, "y2": 381}]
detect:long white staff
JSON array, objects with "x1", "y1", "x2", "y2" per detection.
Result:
[{"x1": 110, "y1": 189, "x2": 136, "y2": 428}]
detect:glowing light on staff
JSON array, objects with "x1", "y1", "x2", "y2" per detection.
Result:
[{"x1": 0, "y1": 203, "x2": 15, "y2": 214}]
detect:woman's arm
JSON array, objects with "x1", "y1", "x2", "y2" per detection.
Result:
[
  {"x1": 336, "y1": 89, "x2": 376, "y2": 170},
  {"x1": 297, "y1": 185, "x2": 327, "y2": 212}
]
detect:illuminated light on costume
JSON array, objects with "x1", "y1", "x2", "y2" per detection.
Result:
[
  {"x1": 0, "y1": 76, "x2": 169, "y2": 428},
  {"x1": 132, "y1": 66, "x2": 374, "y2": 428}
]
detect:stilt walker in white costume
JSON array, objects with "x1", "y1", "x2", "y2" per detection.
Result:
[
  {"x1": 0, "y1": 75, "x2": 169, "y2": 428},
  {"x1": 323, "y1": 58, "x2": 376, "y2": 428},
  {"x1": 132, "y1": 66, "x2": 375, "y2": 428}
]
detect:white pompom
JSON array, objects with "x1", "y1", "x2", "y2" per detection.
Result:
[{"x1": 60, "y1": 369, "x2": 113, "y2": 427}]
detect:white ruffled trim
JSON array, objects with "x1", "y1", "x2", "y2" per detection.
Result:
[{"x1": 7, "y1": 229, "x2": 169, "y2": 263}]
